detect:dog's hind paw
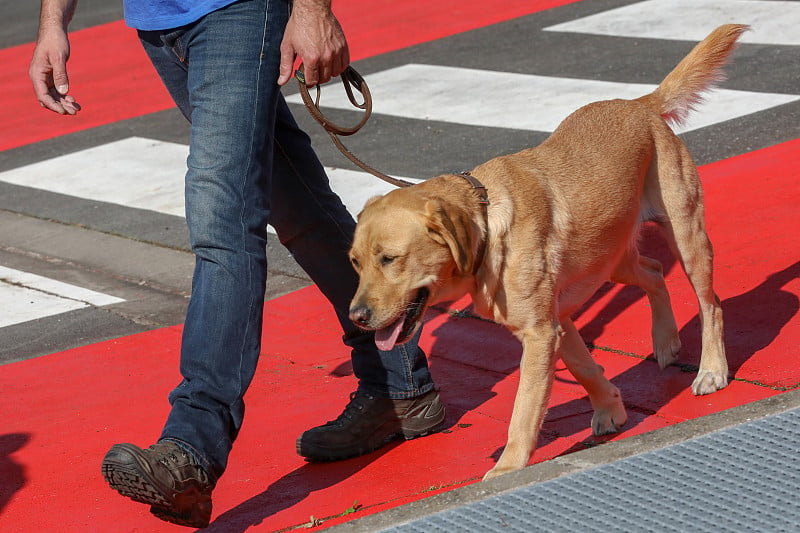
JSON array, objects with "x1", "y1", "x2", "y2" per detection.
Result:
[{"x1": 691, "y1": 369, "x2": 728, "y2": 396}]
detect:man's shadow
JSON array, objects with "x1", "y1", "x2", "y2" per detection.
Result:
[
  {"x1": 201, "y1": 439, "x2": 402, "y2": 531},
  {"x1": 0, "y1": 433, "x2": 29, "y2": 516}
]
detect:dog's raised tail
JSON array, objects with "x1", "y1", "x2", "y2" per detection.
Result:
[{"x1": 637, "y1": 24, "x2": 749, "y2": 128}]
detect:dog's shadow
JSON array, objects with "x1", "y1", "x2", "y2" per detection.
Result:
[{"x1": 428, "y1": 225, "x2": 799, "y2": 461}]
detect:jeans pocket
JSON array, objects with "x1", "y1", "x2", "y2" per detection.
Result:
[{"x1": 161, "y1": 28, "x2": 188, "y2": 65}]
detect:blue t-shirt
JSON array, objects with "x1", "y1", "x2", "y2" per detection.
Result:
[{"x1": 124, "y1": 0, "x2": 239, "y2": 31}]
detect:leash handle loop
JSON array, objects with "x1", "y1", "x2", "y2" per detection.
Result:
[
  {"x1": 295, "y1": 64, "x2": 414, "y2": 188},
  {"x1": 295, "y1": 65, "x2": 371, "y2": 136}
]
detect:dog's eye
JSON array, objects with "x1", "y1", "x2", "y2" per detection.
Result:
[
  {"x1": 379, "y1": 255, "x2": 396, "y2": 266},
  {"x1": 350, "y1": 256, "x2": 361, "y2": 270}
]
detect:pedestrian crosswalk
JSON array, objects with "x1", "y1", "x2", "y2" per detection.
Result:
[{"x1": 1, "y1": 0, "x2": 798, "y2": 334}]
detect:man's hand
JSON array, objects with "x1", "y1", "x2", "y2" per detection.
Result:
[
  {"x1": 30, "y1": 0, "x2": 81, "y2": 116},
  {"x1": 277, "y1": 0, "x2": 349, "y2": 87},
  {"x1": 30, "y1": 28, "x2": 80, "y2": 115}
]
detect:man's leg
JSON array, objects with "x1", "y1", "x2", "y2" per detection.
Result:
[
  {"x1": 102, "y1": 0, "x2": 289, "y2": 526},
  {"x1": 267, "y1": 98, "x2": 445, "y2": 460}
]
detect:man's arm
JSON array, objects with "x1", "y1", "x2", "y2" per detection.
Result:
[
  {"x1": 29, "y1": 0, "x2": 81, "y2": 115},
  {"x1": 277, "y1": 0, "x2": 349, "y2": 87}
]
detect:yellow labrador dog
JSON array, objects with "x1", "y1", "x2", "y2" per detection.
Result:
[{"x1": 348, "y1": 25, "x2": 746, "y2": 480}]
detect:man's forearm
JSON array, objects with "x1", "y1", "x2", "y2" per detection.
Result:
[
  {"x1": 291, "y1": 0, "x2": 333, "y2": 14},
  {"x1": 38, "y1": 0, "x2": 78, "y2": 34}
]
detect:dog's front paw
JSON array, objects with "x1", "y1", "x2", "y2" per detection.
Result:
[
  {"x1": 484, "y1": 445, "x2": 528, "y2": 481},
  {"x1": 483, "y1": 464, "x2": 514, "y2": 481},
  {"x1": 654, "y1": 334, "x2": 681, "y2": 369},
  {"x1": 591, "y1": 385, "x2": 627, "y2": 436},
  {"x1": 591, "y1": 406, "x2": 627, "y2": 436},
  {"x1": 692, "y1": 369, "x2": 728, "y2": 395}
]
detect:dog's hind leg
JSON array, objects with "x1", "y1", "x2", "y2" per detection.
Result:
[
  {"x1": 611, "y1": 248, "x2": 682, "y2": 368},
  {"x1": 560, "y1": 319, "x2": 627, "y2": 435},
  {"x1": 659, "y1": 218, "x2": 727, "y2": 395},
  {"x1": 654, "y1": 144, "x2": 728, "y2": 395}
]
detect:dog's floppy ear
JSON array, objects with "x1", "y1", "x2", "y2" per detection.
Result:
[{"x1": 424, "y1": 198, "x2": 477, "y2": 274}]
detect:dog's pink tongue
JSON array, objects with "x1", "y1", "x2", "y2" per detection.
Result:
[{"x1": 374, "y1": 314, "x2": 405, "y2": 352}]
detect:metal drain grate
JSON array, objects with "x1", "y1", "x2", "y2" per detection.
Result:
[{"x1": 380, "y1": 407, "x2": 800, "y2": 532}]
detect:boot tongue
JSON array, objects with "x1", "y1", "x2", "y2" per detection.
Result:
[{"x1": 374, "y1": 313, "x2": 406, "y2": 352}]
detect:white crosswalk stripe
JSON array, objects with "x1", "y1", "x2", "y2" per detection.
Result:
[
  {"x1": 543, "y1": 0, "x2": 800, "y2": 45},
  {"x1": 0, "y1": 266, "x2": 124, "y2": 328},
  {"x1": 0, "y1": 137, "x2": 419, "y2": 225},
  {"x1": 286, "y1": 64, "x2": 799, "y2": 134}
]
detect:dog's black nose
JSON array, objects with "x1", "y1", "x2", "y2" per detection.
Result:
[{"x1": 349, "y1": 305, "x2": 372, "y2": 326}]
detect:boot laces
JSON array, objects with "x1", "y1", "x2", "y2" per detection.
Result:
[
  {"x1": 150, "y1": 442, "x2": 191, "y2": 468},
  {"x1": 333, "y1": 391, "x2": 371, "y2": 425}
]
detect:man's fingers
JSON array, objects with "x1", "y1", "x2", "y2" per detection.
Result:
[
  {"x1": 31, "y1": 76, "x2": 63, "y2": 114},
  {"x1": 302, "y1": 63, "x2": 320, "y2": 88},
  {"x1": 277, "y1": 42, "x2": 296, "y2": 86},
  {"x1": 331, "y1": 52, "x2": 347, "y2": 80},
  {"x1": 60, "y1": 94, "x2": 80, "y2": 115},
  {"x1": 333, "y1": 45, "x2": 350, "y2": 79},
  {"x1": 41, "y1": 95, "x2": 67, "y2": 114},
  {"x1": 35, "y1": 84, "x2": 80, "y2": 115}
]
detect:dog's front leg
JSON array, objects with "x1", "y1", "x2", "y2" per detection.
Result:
[
  {"x1": 559, "y1": 319, "x2": 627, "y2": 435},
  {"x1": 484, "y1": 321, "x2": 560, "y2": 480}
]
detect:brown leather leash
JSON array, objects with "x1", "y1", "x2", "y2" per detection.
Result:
[
  {"x1": 294, "y1": 65, "x2": 489, "y2": 224},
  {"x1": 294, "y1": 65, "x2": 415, "y2": 188},
  {"x1": 295, "y1": 64, "x2": 490, "y2": 272}
]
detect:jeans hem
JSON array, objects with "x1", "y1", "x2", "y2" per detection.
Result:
[
  {"x1": 357, "y1": 382, "x2": 436, "y2": 401},
  {"x1": 160, "y1": 437, "x2": 219, "y2": 484}
]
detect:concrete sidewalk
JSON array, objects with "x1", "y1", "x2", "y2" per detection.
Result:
[{"x1": 332, "y1": 389, "x2": 800, "y2": 532}]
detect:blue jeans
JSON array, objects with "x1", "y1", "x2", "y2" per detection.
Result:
[{"x1": 137, "y1": 0, "x2": 434, "y2": 481}]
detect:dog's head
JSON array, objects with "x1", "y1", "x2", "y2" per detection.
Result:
[{"x1": 349, "y1": 182, "x2": 481, "y2": 351}]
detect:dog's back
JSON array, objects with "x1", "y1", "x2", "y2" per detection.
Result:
[{"x1": 473, "y1": 24, "x2": 749, "y2": 302}]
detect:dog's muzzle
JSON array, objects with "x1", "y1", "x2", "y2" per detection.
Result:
[{"x1": 361, "y1": 287, "x2": 430, "y2": 351}]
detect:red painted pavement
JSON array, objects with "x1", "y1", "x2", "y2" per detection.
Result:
[
  {"x1": 1, "y1": 139, "x2": 797, "y2": 530},
  {"x1": 3, "y1": 0, "x2": 580, "y2": 152}
]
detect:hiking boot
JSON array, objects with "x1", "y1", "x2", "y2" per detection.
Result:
[
  {"x1": 101, "y1": 441, "x2": 215, "y2": 528},
  {"x1": 297, "y1": 389, "x2": 446, "y2": 462}
]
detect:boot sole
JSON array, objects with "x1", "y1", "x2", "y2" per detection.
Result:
[{"x1": 101, "y1": 444, "x2": 211, "y2": 528}]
